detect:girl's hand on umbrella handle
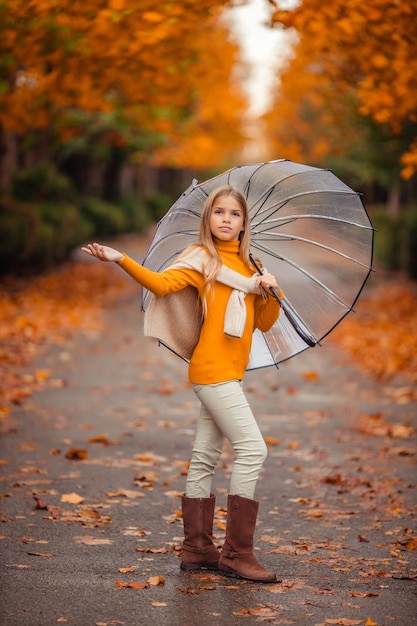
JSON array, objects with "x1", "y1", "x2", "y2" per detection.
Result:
[
  {"x1": 81, "y1": 243, "x2": 124, "y2": 263},
  {"x1": 256, "y1": 272, "x2": 283, "y2": 298}
]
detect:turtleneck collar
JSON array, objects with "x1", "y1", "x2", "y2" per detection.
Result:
[{"x1": 214, "y1": 238, "x2": 241, "y2": 254}]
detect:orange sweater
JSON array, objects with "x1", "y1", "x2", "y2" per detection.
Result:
[{"x1": 118, "y1": 239, "x2": 280, "y2": 384}]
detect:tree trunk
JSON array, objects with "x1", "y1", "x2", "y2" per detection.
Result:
[
  {"x1": 387, "y1": 185, "x2": 401, "y2": 218},
  {"x1": 0, "y1": 131, "x2": 18, "y2": 191}
]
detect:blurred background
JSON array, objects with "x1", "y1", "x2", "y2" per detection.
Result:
[{"x1": 1, "y1": 0, "x2": 416, "y2": 277}]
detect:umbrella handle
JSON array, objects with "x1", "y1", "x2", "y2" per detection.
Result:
[{"x1": 249, "y1": 253, "x2": 317, "y2": 348}]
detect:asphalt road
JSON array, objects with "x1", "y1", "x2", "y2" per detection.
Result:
[{"x1": 1, "y1": 237, "x2": 416, "y2": 626}]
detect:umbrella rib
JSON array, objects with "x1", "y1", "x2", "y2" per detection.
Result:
[
  {"x1": 250, "y1": 187, "x2": 362, "y2": 218},
  {"x1": 251, "y1": 241, "x2": 357, "y2": 310},
  {"x1": 255, "y1": 213, "x2": 374, "y2": 230},
  {"x1": 252, "y1": 230, "x2": 372, "y2": 270},
  {"x1": 253, "y1": 213, "x2": 373, "y2": 231},
  {"x1": 160, "y1": 208, "x2": 202, "y2": 224}
]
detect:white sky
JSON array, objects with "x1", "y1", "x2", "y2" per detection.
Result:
[{"x1": 227, "y1": 0, "x2": 297, "y2": 115}]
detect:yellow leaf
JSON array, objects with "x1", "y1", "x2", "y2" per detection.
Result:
[
  {"x1": 60, "y1": 493, "x2": 84, "y2": 505},
  {"x1": 142, "y1": 11, "x2": 164, "y2": 23},
  {"x1": 36, "y1": 369, "x2": 51, "y2": 381},
  {"x1": 106, "y1": 488, "x2": 144, "y2": 499},
  {"x1": 115, "y1": 579, "x2": 148, "y2": 589},
  {"x1": 119, "y1": 566, "x2": 136, "y2": 573},
  {"x1": 147, "y1": 575, "x2": 165, "y2": 586},
  {"x1": 264, "y1": 436, "x2": 279, "y2": 445}
]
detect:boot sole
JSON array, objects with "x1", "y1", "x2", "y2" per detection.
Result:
[
  {"x1": 218, "y1": 564, "x2": 278, "y2": 583},
  {"x1": 181, "y1": 563, "x2": 220, "y2": 571}
]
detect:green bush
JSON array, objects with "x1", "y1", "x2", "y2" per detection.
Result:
[
  {"x1": 12, "y1": 163, "x2": 77, "y2": 203},
  {"x1": 80, "y1": 196, "x2": 128, "y2": 237},
  {"x1": 119, "y1": 195, "x2": 153, "y2": 232},
  {"x1": 371, "y1": 208, "x2": 401, "y2": 270},
  {"x1": 399, "y1": 208, "x2": 417, "y2": 279},
  {"x1": 0, "y1": 198, "x2": 40, "y2": 271},
  {"x1": 371, "y1": 205, "x2": 417, "y2": 278},
  {"x1": 33, "y1": 202, "x2": 94, "y2": 263},
  {"x1": 0, "y1": 198, "x2": 94, "y2": 273},
  {"x1": 146, "y1": 192, "x2": 175, "y2": 222}
]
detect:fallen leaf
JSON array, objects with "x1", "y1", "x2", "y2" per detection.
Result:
[
  {"x1": 264, "y1": 436, "x2": 280, "y2": 445},
  {"x1": 27, "y1": 551, "x2": 54, "y2": 557},
  {"x1": 106, "y1": 488, "x2": 144, "y2": 499},
  {"x1": 65, "y1": 448, "x2": 88, "y2": 460},
  {"x1": 324, "y1": 617, "x2": 363, "y2": 626},
  {"x1": 151, "y1": 601, "x2": 167, "y2": 607},
  {"x1": 74, "y1": 536, "x2": 113, "y2": 546},
  {"x1": 147, "y1": 575, "x2": 165, "y2": 586},
  {"x1": 33, "y1": 496, "x2": 47, "y2": 510},
  {"x1": 302, "y1": 370, "x2": 319, "y2": 381},
  {"x1": 136, "y1": 546, "x2": 167, "y2": 554},
  {"x1": 115, "y1": 579, "x2": 148, "y2": 589},
  {"x1": 119, "y1": 567, "x2": 136, "y2": 574},
  {"x1": 233, "y1": 607, "x2": 279, "y2": 617},
  {"x1": 177, "y1": 586, "x2": 198, "y2": 594},
  {"x1": 61, "y1": 493, "x2": 84, "y2": 505},
  {"x1": 88, "y1": 434, "x2": 110, "y2": 444}
]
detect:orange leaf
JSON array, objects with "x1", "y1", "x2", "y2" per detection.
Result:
[
  {"x1": 60, "y1": 493, "x2": 84, "y2": 505},
  {"x1": 302, "y1": 370, "x2": 319, "y2": 381},
  {"x1": 115, "y1": 579, "x2": 148, "y2": 589},
  {"x1": 136, "y1": 547, "x2": 167, "y2": 554},
  {"x1": 264, "y1": 436, "x2": 279, "y2": 445},
  {"x1": 147, "y1": 575, "x2": 165, "y2": 586},
  {"x1": 118, "y1": 567, "x2": 136, "y2": 573},
  {"x1": 64, "y1": 448, "x2": 88, "y2": 460}
]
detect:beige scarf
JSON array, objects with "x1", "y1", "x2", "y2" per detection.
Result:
[{"x1": 144, "y1": 247, "x2": 263, "y2": 361}]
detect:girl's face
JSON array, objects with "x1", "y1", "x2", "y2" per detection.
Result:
[{"x1": 209, "y1": 195, "x2": 245, "y2": 242}]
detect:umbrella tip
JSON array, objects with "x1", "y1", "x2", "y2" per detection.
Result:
[{"x1": 192, "y1": 178, "x2": 198, "y2": 187}]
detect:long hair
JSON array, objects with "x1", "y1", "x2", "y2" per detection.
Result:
[{"x1": 178, "y1": 185, "x2": 253, "y2": 313}]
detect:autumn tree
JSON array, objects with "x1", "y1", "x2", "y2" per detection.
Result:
[
  {"x1": 264, "y1": 0, "x2": 417, "y2": 190},
  {"x1": 0, "y1": 0, "x2": 249, "y2": 184},
  {"x1": 151, "y1": 14, "x2": 249, "y2": 170}
]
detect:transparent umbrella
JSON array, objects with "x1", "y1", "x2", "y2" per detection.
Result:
[{"x1": 141, "y1": 159, "x2": 374, "y2": 369}]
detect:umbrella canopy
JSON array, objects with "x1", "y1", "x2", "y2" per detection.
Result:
[{"x1": 141, "y1": 159, "x2": 374, "y2": 369}]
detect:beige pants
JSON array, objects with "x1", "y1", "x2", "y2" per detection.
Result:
[{"x1": 185, "y1": 380, "x2": 267, "y2": 499}]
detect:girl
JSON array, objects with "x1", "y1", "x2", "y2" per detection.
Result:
[{"x1": 82, "y1": 185, "x2": 283, "y2": 583}]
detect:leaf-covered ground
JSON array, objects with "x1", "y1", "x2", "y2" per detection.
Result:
[
  {"x1": 0, "y1": 258, "x2": 136, "y2": 411},
  {"x1": 330, "y1": 270, "x2": 417, "y2": 390},
  {"x1": 1, "y1": 259, "x2": 416, "y2": 413},
  {"x1": 1, "y1": 249, "x2": 416, "y2": 625}
]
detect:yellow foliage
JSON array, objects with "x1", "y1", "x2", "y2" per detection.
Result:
[
  {"x1": 0, "y1": 0, "x2": 248, "y2": 168},
  {"x1": 267, "y1": 0, "x2": 417, "y2": 178}
]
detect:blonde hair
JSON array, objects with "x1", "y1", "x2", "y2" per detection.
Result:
[{"x1": 178, "y1": 185, "x2": 253, "y2": 314}]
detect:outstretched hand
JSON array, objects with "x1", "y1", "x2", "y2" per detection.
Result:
[{"x1": 81, "y1": 243, "x2": 124, "y2": 263}]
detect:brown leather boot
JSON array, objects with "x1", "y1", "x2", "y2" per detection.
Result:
[
  {"x1": 180, "y1": 494, "x2": 220, "y2": 571},
  {"x1": 219, "y1": 494, "x2": 277, "y2": 583}
]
